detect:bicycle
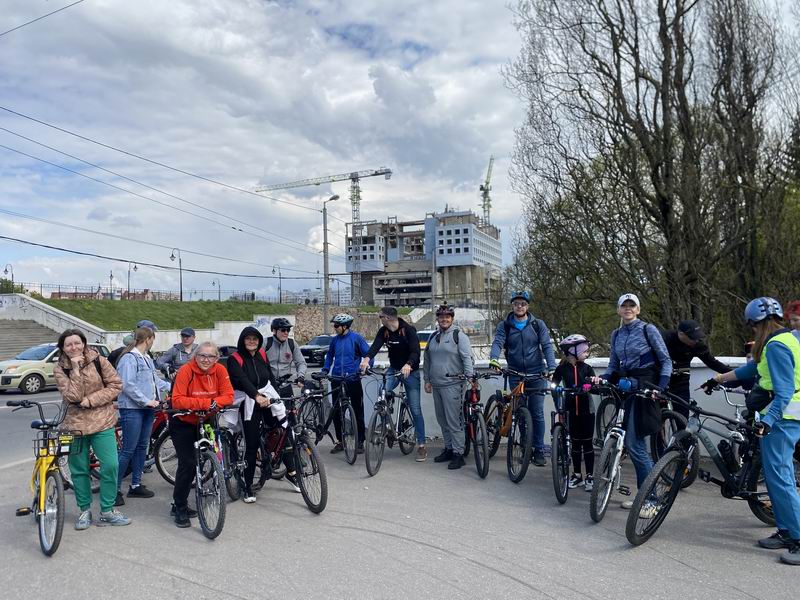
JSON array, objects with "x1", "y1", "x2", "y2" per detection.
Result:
[
  {"x1": 549, "y1": 383, "x2": 589, "y2": 504},
  {"x1": 446, "y1": 372, "x2": 492, "y2": 479},
  {"x1": 649, "y1": 376, "x2": 700, "y2": 489},
  {"x1": 300, "y1": 371, "x2": 360, "y2": 465},
  {"x1": 7, "y1": 399, "x2": 72, "y2": 556},
  {"x1": 364, "y1": 368, "x2": 416, "y2": 477},
  {"x1": 625, "y1": 386, "x2": 800, "y2": 546},
  {"x1": 483, "y1": 368, "x2": 542, "y2": 483}
]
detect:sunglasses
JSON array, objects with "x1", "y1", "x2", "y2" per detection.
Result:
[
  {"x1": 196, "y1": 353, "x2": 218, "y2": 360},
  {"x1": 277, "y1": 328, "x2": 291, "y2": 333}
]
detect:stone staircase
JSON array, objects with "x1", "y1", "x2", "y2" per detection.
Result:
[{"x1": 0, "y1": 320, "x2": 57, "y2": 360}]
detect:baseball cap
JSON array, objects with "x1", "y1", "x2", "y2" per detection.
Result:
[
  {"x1": 136, "y1": 319, "x2": 158, "y2": 331},
  {"x1": 180, "y1": 327, "x2": 195, "y2": 337},
  {"x1": 678, "y1": 320, "x2": 705, "y2": 341},
  {"x1": 617, "y1": 293, "x2": 640, "y2": 308}
]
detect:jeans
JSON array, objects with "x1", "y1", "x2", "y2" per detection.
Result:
[
  {"x1": 761, "y1": 419, "x2": 800, "y2": 539},
  {"x1": 386, "y1": 368, "x2": 425, "y2": 445},
  {"x1": 623, "y1": 397, "x2": 654, "y2": 488},
  {"x1": 68, "y1": 427, "x2": 118, "y2": 513},
  {"x1": 169, "y1": 417, "x2": 197, "y2": 509},
  {"x1": 511, "y1": 376, "x2": 546, "y2": 451},
  {"x1": 117, "y1": 408, "x2": 155, "y2": 489}
]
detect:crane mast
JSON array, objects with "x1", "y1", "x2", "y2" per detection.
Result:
[{"x1": 479, "y1": 156, "x2": 494, "y2": 226}]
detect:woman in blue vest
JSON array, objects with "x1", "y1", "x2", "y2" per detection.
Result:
[{"x1": 710, "y1": 297, "x2": 800, "y2": 565}]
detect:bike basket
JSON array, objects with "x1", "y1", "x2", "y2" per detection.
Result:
[{"x1": 35, "y1": 432, "x2": 74, "y2": 457}]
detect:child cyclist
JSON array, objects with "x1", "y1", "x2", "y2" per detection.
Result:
[{"x1": 552, "y1": 334, "x2": 596, "y2": 491}]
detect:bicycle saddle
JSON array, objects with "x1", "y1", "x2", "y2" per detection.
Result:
[{"x1": 30, "y1": 419, "x2": 58, "y2": 430}]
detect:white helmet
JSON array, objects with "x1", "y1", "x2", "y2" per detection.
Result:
[{"x1": 331, "y1": 313, "x2": 354, "y2": 326}]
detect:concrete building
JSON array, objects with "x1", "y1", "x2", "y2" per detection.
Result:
[{"x1": 345, "y1": 208, "x2": 502, "y2": 307}]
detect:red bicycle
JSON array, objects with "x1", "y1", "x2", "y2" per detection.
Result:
[{"x1": 448, "y1": 373, "x2": 493, "y2": 479}]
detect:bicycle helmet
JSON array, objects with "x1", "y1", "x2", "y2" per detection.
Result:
[
  {"x1": 435, "y1": 303, "x2": 455, "y2": 317},
  {"x1": 510, "y1": 291, "x2": 530, "y2": 303},
  {"x1": 271, "y1": 317, "x2": 292, "y2": 330},
  {"x1": 744, "y1": 297, "x2": 783, "y2": 324},
  {"x1": 558, "y1": 334, "x2": 590, "y2": 358},
  {"x1": 331, "y1": 313, "x2": 354, "y2": 326}
]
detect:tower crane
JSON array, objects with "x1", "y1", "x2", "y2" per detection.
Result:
[
  {"x1": 255, "y1": 167, "x2": 393, "y2": 304},
  {"x1": 479, "y1": 156, "x2": 494, "y2": 226}
]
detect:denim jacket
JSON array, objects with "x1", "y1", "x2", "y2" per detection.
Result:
[{"x1": 117, "y1": 349, "x2": 170, "y2": 409}]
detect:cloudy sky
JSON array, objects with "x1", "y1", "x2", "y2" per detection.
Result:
[{"x1": 0, "y1": 0, "x2": 525, "y2": 299}]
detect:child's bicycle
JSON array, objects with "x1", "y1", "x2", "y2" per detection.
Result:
[
  {"x1": 7, "y1": 399, "x2": 73, "y2": 556},
  {"x1": 549, "y1": 383, "x2": 588, "y2": 504}
]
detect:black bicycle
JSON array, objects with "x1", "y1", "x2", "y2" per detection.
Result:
[
  {"x1": 364, "y1": 368, "x2": 416, "y2": 477},
  {"x1": 549, "y1": 383, "x2": 588, "y2": 504},
  {"x1": 448, "y1": 372, "x2": 493, "y2": 479},
  {"x1": 299, "y1": 371, "x2": 360, "y2": 465}
]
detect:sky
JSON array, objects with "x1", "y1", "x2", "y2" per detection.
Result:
[{"x1": 0, "y1": 0, "x2": 526, "y2": 299}]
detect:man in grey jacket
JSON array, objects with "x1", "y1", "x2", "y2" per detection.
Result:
[
  {"x1": 264, "y1": 318, "x2": 307, "y2": 396},
  {"x1": 156, "y1": 327, "x2": 198, "y2": 374},
  {"x1": 423, "y1": 303, "x2": 474, "y2": 470}
]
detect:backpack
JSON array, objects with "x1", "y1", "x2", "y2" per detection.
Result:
[
  {"x1": 231, "y1": 348, "x2": 268, "y2": 368},
  {"x1": 502, "y1": 315, "x2": 548, "y2": 359},
  {"x1": 424, "y1": 328, "x2": 460, "y2": 355},
  {"x1": 265, "y1": 336, "x2": 295, "y2": 354}
]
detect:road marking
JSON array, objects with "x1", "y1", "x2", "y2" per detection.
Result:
[{"x1": 0, "y1": 457, "x2": 32, "y2": 470}]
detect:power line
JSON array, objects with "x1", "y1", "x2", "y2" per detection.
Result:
[{"x1": 0, "y1": 0, "x2": 85, "y2": 38}]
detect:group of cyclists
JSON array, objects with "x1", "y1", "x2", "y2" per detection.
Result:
[{"x1": 46, "y1": 290, "x2": 800, "y2": 565}]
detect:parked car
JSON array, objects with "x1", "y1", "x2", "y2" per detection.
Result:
[
  {"x1": 417, "y1": 330, "x2": 436, "y2": 351},
  {"x1": 0, "y1": 342, "x2": 111, "y2": 394},
  {"x1": 300, "y1": 335, "x2": 333, "y2": 366}
]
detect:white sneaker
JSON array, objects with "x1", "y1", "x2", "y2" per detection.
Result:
[
  {"x1": 568, "y1": 474, "x2": 583, "y2": 489},
  {"x1": 620, "y1": 500, "x2": 634, "y2": 510},
  {"x1": 639, "y1": 501, "x2": 658, "y2": 519},
  {"x1": 584, "y1": 475, "x2": 594, "y2": 492},
  {"x1": 243, "y1": 493, "x2": 256, "y2": 504}
]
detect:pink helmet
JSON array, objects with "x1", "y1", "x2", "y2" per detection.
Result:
[{"x1": 559, "y1": 334, "x2": 590, "y2": 358}]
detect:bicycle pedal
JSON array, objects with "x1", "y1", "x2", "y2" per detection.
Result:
[
  {"x1": 15, "y1": 507, "x2": 31, "y2": 517},
  {"x1": 699, "y1": 469, "x2": 711, "y2": 482},
  {"x1": 618, "y1": 485, "x2": 631, "y2": 496}
]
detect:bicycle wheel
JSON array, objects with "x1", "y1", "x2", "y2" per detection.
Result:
[
  {"x1": 58, "y1": 455, "x2": 101, "y2": 494},
  {"x1": 745, "y1": 448, "x2": 800, "y2": 525},
  {"x1": 473, "y1": 412, "x2": 490, "y2": 479},
  {"x1": 595, "y1": 396, "x2": 618, "y2": 445},
  {"x1": 221, "y1": 433, "x2": 243, "y2": 501},
  {"x1": 506, "y1": 407, "x2": 533, "y2": 483},
  {"x1": 590, "y1": 437, "x2": 620, "y2": 523},
  {"x1": 484, "y1": 395, "x2": 503, "y2": 458},
  {"x1": 365, "y1": 410, "x2": 387, "y2": 477},
  {"x1": 650, "y1": 411, "x2": 697, "y2": 489},
  {"x1": 625, "y1": 449, "x2": 685, "y2": 546},
  {"x1": 397, "y1": 402, "x2": 416, "y2": 455},
  {"x1": 195, "y1": 448, "x2": 226, "y2": 540},
  {"x1": 341, "y1": 402, "x2": 358, "y2": 465},
  {"x1": 38, "y1": 469, "x2": 65, "y2": 556},
  {"x1": 295, "y1": 435, "x2": 328, "y2": 513},
  {"x1": 154, "y1": 428, "x2": 178, "y2": 485},
  {"x1": 551, "y1": 423, "x2": 570, "y2": 504}
]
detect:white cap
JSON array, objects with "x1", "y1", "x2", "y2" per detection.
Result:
[{"x1": 617, "y1": 293, "x2": 640, "y2": 308}]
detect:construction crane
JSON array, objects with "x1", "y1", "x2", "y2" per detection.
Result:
[
  {"x1": 479, "y1": 156, "x2": 494, "y2": 226},
  {"x1": 255, "y1": 167, "x2": 393, "y2": 304}
]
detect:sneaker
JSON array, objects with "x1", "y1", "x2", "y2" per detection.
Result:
[
  {"x1": 170, "y1": 504, "x2": 198, "y2": 518},
  {"x1": 447, "y1": 453, "x2": 466, "y2": 470},
  {"x1": 434, "y1": 449, "x2": 454, "y2": 463},
  {"x1": 330, "y1": 443, "x2": 344, "y2": 454},
  {"x1": 114, "y1": 491, "x2": 125, "y2": 507},
  {"x1": 584, "y1": 475, "x2": 594, "y2": 492},
  {"x1": 781, "y1": 542, "x2": 800, "y2": 565},
  {"x1": 75, "y1": 509, "x2": 92, "y2": 531},
  {"x1": 97, "y1": 509, "x2": 131, "y2": 527},
  {"x1": 759, "y1": 530, "x2": 794, "y2": 550},
  {"x1": 285, "y1": 472, "x2": 301, "y2": 493},
  {"x1": 173, "y1": 506, "x2": 191, "y2": 528},
  {"x1": 533, "y1": 449, "x2": 546, "y2": 467},
  {"x1": 568, "y1": 474, "x2": 583, "y2": 489},
  {"x1": 242, "y1": 494, "x2": 257, "y2": 504},
  {"x1": 357, "y1": 445, "x2": 365, "y2": 455},
  {"x1": 415, "y1": 446, "x2": 428, "y2": 462},
  {"x1": 620, "y1": 500, "x2": 634, "y2": 510},
  {"x1": 127, "y1": 485, "x2": 155, "y2": 498},
  {"x1": 639, "y1": 501, "x2": 658, "y2": 519}
]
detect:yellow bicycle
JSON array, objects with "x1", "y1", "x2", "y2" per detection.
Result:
[{"x1": 8, "y1": 399, "x2": 73, "y2": 556}]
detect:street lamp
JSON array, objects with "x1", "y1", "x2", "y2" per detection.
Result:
[
  {"x1": 109, "y1": 270, "x2": 114, "y2": 299},
  {"x1": 322, "y1": 194, "x2": 339, "y2": 330},
  {"x1": 127, "y1": 262, "x2": 138, "y2": 299},
  {"x1": 272, "y1": 265, "x2": 282, "y2": 304},
  {"x1": 211, "y1": 278, "x2": 221, "y2": 301},
  {"x1": 170, "y1": 248, "x2": 183, "y2": 302},
  {"x1": 2, "y1": 263, "x2": 13, "y2": 293}
]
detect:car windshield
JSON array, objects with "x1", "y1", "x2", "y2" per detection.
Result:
[
  {"x1": 14, "y1": 345, "x2": 56, "y2": 361},
  {"x1": 308, "y1": 336, "x2": 332, "y2": 346}
]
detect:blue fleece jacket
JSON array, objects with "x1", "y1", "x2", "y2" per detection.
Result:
[
  {"x1": 604, "y1": 319, "x2": 672, "y2": 389},
  {"x1": 322, "y1": 330, "x2": 372, "y2": 380},
  {"x1": 733, "y1": 340, "x2": 796, "y2": 427}
]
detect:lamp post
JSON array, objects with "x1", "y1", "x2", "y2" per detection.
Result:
[
  {"x1": 2, "y1": 263, "x2": 13, "y2": 293},
  {"x1": 170, "y1": 248, "x2": 183, "y2": 301},
  {"x1": 272, "y1": 265, "x2": 282, "y2": 304},
  {"x1": 109, "y1": 270, "x2": 114, "y2": 299},
  {"x1": 127, "y1": 262, "x2": 138, "y2": 299},
  {"x1": 211, "y1": 278, "x2": 221, "y2": 301},
  {"x1": 322, "y1": 194, "x2": 339, "y2": 332}
]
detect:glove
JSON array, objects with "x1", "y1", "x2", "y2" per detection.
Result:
[
  {"x1": 209, "y1": 400, "x2": 218, "y2": 412},
  {"x1": 296, "y1": 376, "x2": 305, "y2": 386},
  {"x1": 489, "y1": 359, "x2": 501, "y2": 371},
  {"x1": 618, "y1": 378, "x2": 637, "y2": 392},
  {"x1": 581, "y1": 384, "x2": 593, "y2": 393},
  {"x1": 700, "y1": 378, "x2": 717, "y2": 395},
  {"x1": 754, "y1": 421, "x2": 771, "y2": 438}
]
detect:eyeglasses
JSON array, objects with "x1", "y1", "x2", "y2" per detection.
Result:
[
  {"x1": 196, "y1": 353, "x2": 218, "y2": 360},
  {"x1": 277, "y1": 328, "x2": 291, "y2": 333},
  {"x1": 512, "y1": 302, "x2": 528, "y2": 308},
  {"x1": 378, "y1": 315, "x2": 389, "y2": 320}
]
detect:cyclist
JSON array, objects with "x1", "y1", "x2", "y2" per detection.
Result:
[
  {"x1": 169, "y1": 341, "x2": 234, "y2": 528},
  {"x1": 321, "y1": 313, "x2": 372, "y2": 454},
  {"x1": 423, "y1": 303, "x2": 474, "y2": 470},
  {"x1": 709, "y1": 297, "x2": 800, "y2": 565},
  {"x1": 360, "y1": 306, "x2": 427, "y2": 462},
  {"x1": 785, "y1": 301, "x2": 800, "y2": 343},
  {"x1": 53, "y1": 328, "x2": 129, "y2": 528},
  {"x1": 489, "y1": 291, "x2": 556, "y2": 466},
  {"x1": 156, "y1": 327, "x2": 198, "y2": 374},
  {"x1": 264, "y1": 317, "x2": 307, "y2": 395},
  {"x1": 592, "y1": 293, "x2": 671, "y2": 510}
]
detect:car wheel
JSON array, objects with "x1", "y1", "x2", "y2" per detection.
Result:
[{"x1": 21, "y1": 374, "x2": 45, "y2": 394}]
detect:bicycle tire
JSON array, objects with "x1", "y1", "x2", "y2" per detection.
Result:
[
  {"x1": 651, "y1": 411, "x2": 698, "y2": 489},
  {"x1": 221, "y1": 432, "x2": 243, "y2": 501},
  {"x1": 365, "y1": 410, "x2": 387, "y2": 477},
  {"x1": 473, "y1": 412, "x2": 490, "y2": 479},
  {"x1": 745, "y1": 454, "x2": 775, "y2": 526},
  {"x1": 397, "y1": 402, "x2": 415, "y2": 455},
  {"x1": 38, "y1": 469, "x2": 65, "y2": 556},
  {"x1": 341, "y1": 402, "x2": 358, "y2": 465},
  {"x1": 295, "y1": 435, "x2": 328, "y2": 513},
  {"x1": 463, "y1": 402, "x2": 472, "y2": 458},
  {"x1": 595, "y1": 396, "x2": 618, "y2": 445},
  {"x1": 625, "y1": 449, "x2": 685, "y2": 546},
  {"x1": 551, "y1": 423, "x2": 569, "y2": 504},
  {"x1": 195, "y1": 448, "x2": 226, "y2": 540},
  {"x1": 484, "y1": 395, "x2": 503, "y2": 458},
  {"x1": 506, "y1": 407, "x2": 533, "y2": 483},
  {"x1": 590, "y1": 437, "x2": 619, "y2": 523},
  {"x1": 154, "y1": 428, "x2": 178, "y2": 486}
]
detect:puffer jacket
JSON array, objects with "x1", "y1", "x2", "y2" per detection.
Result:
[{"x1": 54, "y1": 347, "x2": 122, "y2": 436}]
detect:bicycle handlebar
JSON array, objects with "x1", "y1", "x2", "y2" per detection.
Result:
[{"x1": 7, "y1": 398, "x2": 67, "y2": 426}]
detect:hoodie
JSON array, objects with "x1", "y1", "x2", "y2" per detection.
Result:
[
  {"x1": 171, "y1": 358, "x2": 234, "y2": 424},
  {"x1": 226, "y1": 326, "x2": 276, "y2": 398}
]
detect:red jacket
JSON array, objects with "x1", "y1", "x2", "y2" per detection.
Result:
[{"x1": 172, "y1": 359, "x2": 234, "y2": 423}]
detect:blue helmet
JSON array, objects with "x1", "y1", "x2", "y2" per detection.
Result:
[
  {"x1": 744, "y1": 297, "x2": 783, "y2": 324},
  {"x1": 510, "y1": 291, "x2": 530, "y2": 304}
]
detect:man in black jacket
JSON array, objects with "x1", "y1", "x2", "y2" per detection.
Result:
[{"x1": 360, "y1": 307, "x2": 427, "y2": 462}]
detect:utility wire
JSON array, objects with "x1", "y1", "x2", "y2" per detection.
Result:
[{"x1": 0, "y1": 0, "x2": 85, "y2": 38}]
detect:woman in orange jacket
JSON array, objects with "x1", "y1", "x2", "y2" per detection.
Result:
[{"x1": 168, "y1": 341, "x2": 234, "y2": 527}]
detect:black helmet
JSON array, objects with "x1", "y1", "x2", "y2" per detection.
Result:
[
  {"x1": 435, "y1": 303, "x2": 455, "y2": 317},
  {"x1": 271, "y1": 317, "x2": 292, "y2": 331}
]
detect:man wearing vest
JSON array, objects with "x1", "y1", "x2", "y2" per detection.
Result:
[
  {"x1": 712, "y1": 297, "x2": 800, "y2": 565},
  {"x1": 360, "y1": 306, "x2": 427, "y2": 462},
  {"x1": 265, "y1": 318, "x2": 307, "y2": 397},
  {"x1": 489, "y1": 291, "x2": 557, "y2": 467}
]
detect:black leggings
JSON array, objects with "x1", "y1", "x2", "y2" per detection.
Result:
[
  {"x1": 331, "y1": 379, "x2": 366, "y2": 445},
  {"x1": 242, "y1": 404, "x2": 295, "y2": 492},
  {"x1": 169, "y1": 417, "x2": 198, "y2": 509},
  {"x1": 569, "y1": 411, "x2": 595, "y2": 475}
]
